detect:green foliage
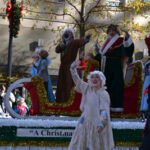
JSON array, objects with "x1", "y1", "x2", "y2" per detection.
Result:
[
  {"x1": 12, "y1": 4, "x2": 22, "y2": 38},
  {"x1": 2, "y1": 0, "x2": 150, "y2": 42},
  {"x1": 25, "y1": 92, "x2": 31, "y2": 108}
]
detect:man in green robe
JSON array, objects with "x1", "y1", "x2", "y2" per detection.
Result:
[{"x1": 95, "y1": 24, "x2": 134, "y2": 112}]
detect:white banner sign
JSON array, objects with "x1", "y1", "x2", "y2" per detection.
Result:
[{"x1": 17, "y1": 128, "x2": 74, "y2": 138}]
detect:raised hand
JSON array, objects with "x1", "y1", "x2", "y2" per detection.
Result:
[{"x1": 121, "y1": 28, "x2": 129, "y2": 39}]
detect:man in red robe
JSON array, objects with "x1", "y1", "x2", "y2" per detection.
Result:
[{"x1": 95, "y1": 24, "x2": 134, "y2": 112}]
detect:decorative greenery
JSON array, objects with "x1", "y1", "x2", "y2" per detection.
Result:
[
  {"x1": 6, "y1": 1, "x2": 24, "y2": 38},
  {"x1": 11, "y1": 4, "x2": 23, "y2": 38}
]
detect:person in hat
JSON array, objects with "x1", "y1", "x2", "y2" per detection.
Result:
[
  {"x1": 14, "y1": 96, "x2": 27, "y2": 115},
  {"x1": 32, "y1": 49, "x2": 55, "y2": 102},
  {"x1": 31, "y1": 48, "x2": 41, "y2": 77},
  {"x1": 55, "y1": 28, "x2": 91, "y2": 102},
  {"x1": 94, "y1": 24, "x2": 134, "y2": 112},
  {"x1": 68, "y1": 61, "x2": 114, "y2": 150}
]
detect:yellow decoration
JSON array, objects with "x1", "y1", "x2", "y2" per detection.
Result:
[
  {"x1": 0, "y1": 76, "x2": 21, "y2": 82},
  {"x1": 115, "y1": 142, "x2": 141, "y2": 147},
  {"x1": 0, "y1": 141, "x2": 141, "y2": 147},
  {"x1": 0, "y1": 141, "x2": 69, "y2": 147}
]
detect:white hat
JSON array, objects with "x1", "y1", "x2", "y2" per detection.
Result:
[{"x1": 64, "y1": 28, "x2": 75, "y2": 39}]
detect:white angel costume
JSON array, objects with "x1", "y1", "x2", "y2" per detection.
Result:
[{"x1": 68, "y1": 62, "x2": 114, "y2": 150}]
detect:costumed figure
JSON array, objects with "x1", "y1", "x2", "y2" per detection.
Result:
[
  {"x1": 55, "y1": 28, "x2": 91, "y2": 102},
  {"x1": 140, "y1": 61, "x2": 150, "y2": 120},
  {"x1": 94, "y1": 24, "x2": 134, "y2": 112},
  {"x1": 68, "y1": 61, "x2": 114, "y2": 150},
  {"x1": 139, "y1": 85, "x2": 150, "y2": 150},
  {"x1": 32, "y1": 49, "x2": 55, "y2": 102},
  {"x1": 31, "y1": 47, "x2": 41, "y2": 77}
]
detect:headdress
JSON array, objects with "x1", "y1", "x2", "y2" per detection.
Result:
[
  {"x1": 64, "y1": 28, "x2": 75, "y2": 39},
  {"x1": 16, "y1": 96, "x2": 24, "y2": 103}
]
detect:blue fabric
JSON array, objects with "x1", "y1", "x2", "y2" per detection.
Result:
[
  {"x1": 30, "y1": 57, "x2": 55, "y2": 102},
  {"x1": 140, "y1": 62, "x2": 150, "y2": 111},
  {"x1": 80, "y1": 117, "x2": 84, "y2": 124},
  {"x1": 85, "y1": 148, "x2": 90, "y2": 150},
  {"x1": 144, "y1": 61, "x2": 150, "y2": 76}
]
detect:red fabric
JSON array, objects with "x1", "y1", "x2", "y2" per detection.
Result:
[
  {"x1": 44, "y1": 92, "x2": 82, "y2": 113},
  {"x1": 24, "y1": 82, "x2": 40, "y2": 114},
  {"x1": 123, "y1": 76, "x2": 139, "y2": 114},
  {"x1": 107, "y1": 37, "x2": 124, "y2": 53},
  {"x1": 144, "y1": 87, "x2": 149, "y2": 96}
]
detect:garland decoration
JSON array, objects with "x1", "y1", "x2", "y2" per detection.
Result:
[{"x1": 6, "y1": 1, "x2": 24, "y2": 38}]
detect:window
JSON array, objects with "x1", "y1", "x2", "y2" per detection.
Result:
[
  {"x1": 143, "y1": 0, "x2": 150, "y2": 2},
  {"x1": 106, "y1": 0, "x2": 125, "y2": 7}
]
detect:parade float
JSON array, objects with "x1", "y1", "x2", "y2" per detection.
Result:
[
  {"x1": 1, "y1": 0, "x2": 146, "y2": 149},
  {"x1": 0, "y1": 59, "x2": 144, "y2": 150}
]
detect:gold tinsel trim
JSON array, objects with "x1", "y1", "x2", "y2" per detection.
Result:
[
  {"x1": 0, "y1": 76, "x2": 21, "y2": 82},
  {"x1": 0, "y1": 141, "x2": 141, "y2": 147},
  {"x1": 125, "y1": 62, "x2": 142, "y2": 88},
  {"x1": 111, "y1": 62, "x2": 143, "y2": 118},
  {"x1": 115, "y1": 142, "x2": 141, "y2": 147},
  {"x1": 0, "y1": 141, "x2": 69, "y2": 147}
]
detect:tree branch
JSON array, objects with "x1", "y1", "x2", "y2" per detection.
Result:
[
  {"x1": 24, "y1": 9, "x2": 65, "y2": 16},
  {"x1": 85, "y1": 0, "x2": 101, "y2": 22},
  {"x1": 25, "y1": 8, "x2": 80, "y2": 24},
  {"x1": 25, "y1": 8, "x2": 80, "y2": 27},
  {"x1": 85, "y1": 24, "x2": 106, "y2": 31},
  {"x1": 66, "y1": 13, "x2": 80, "y2": 27},
  {"x1": 65, "y1": 0, "x2": 81, "y2": 16}
]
